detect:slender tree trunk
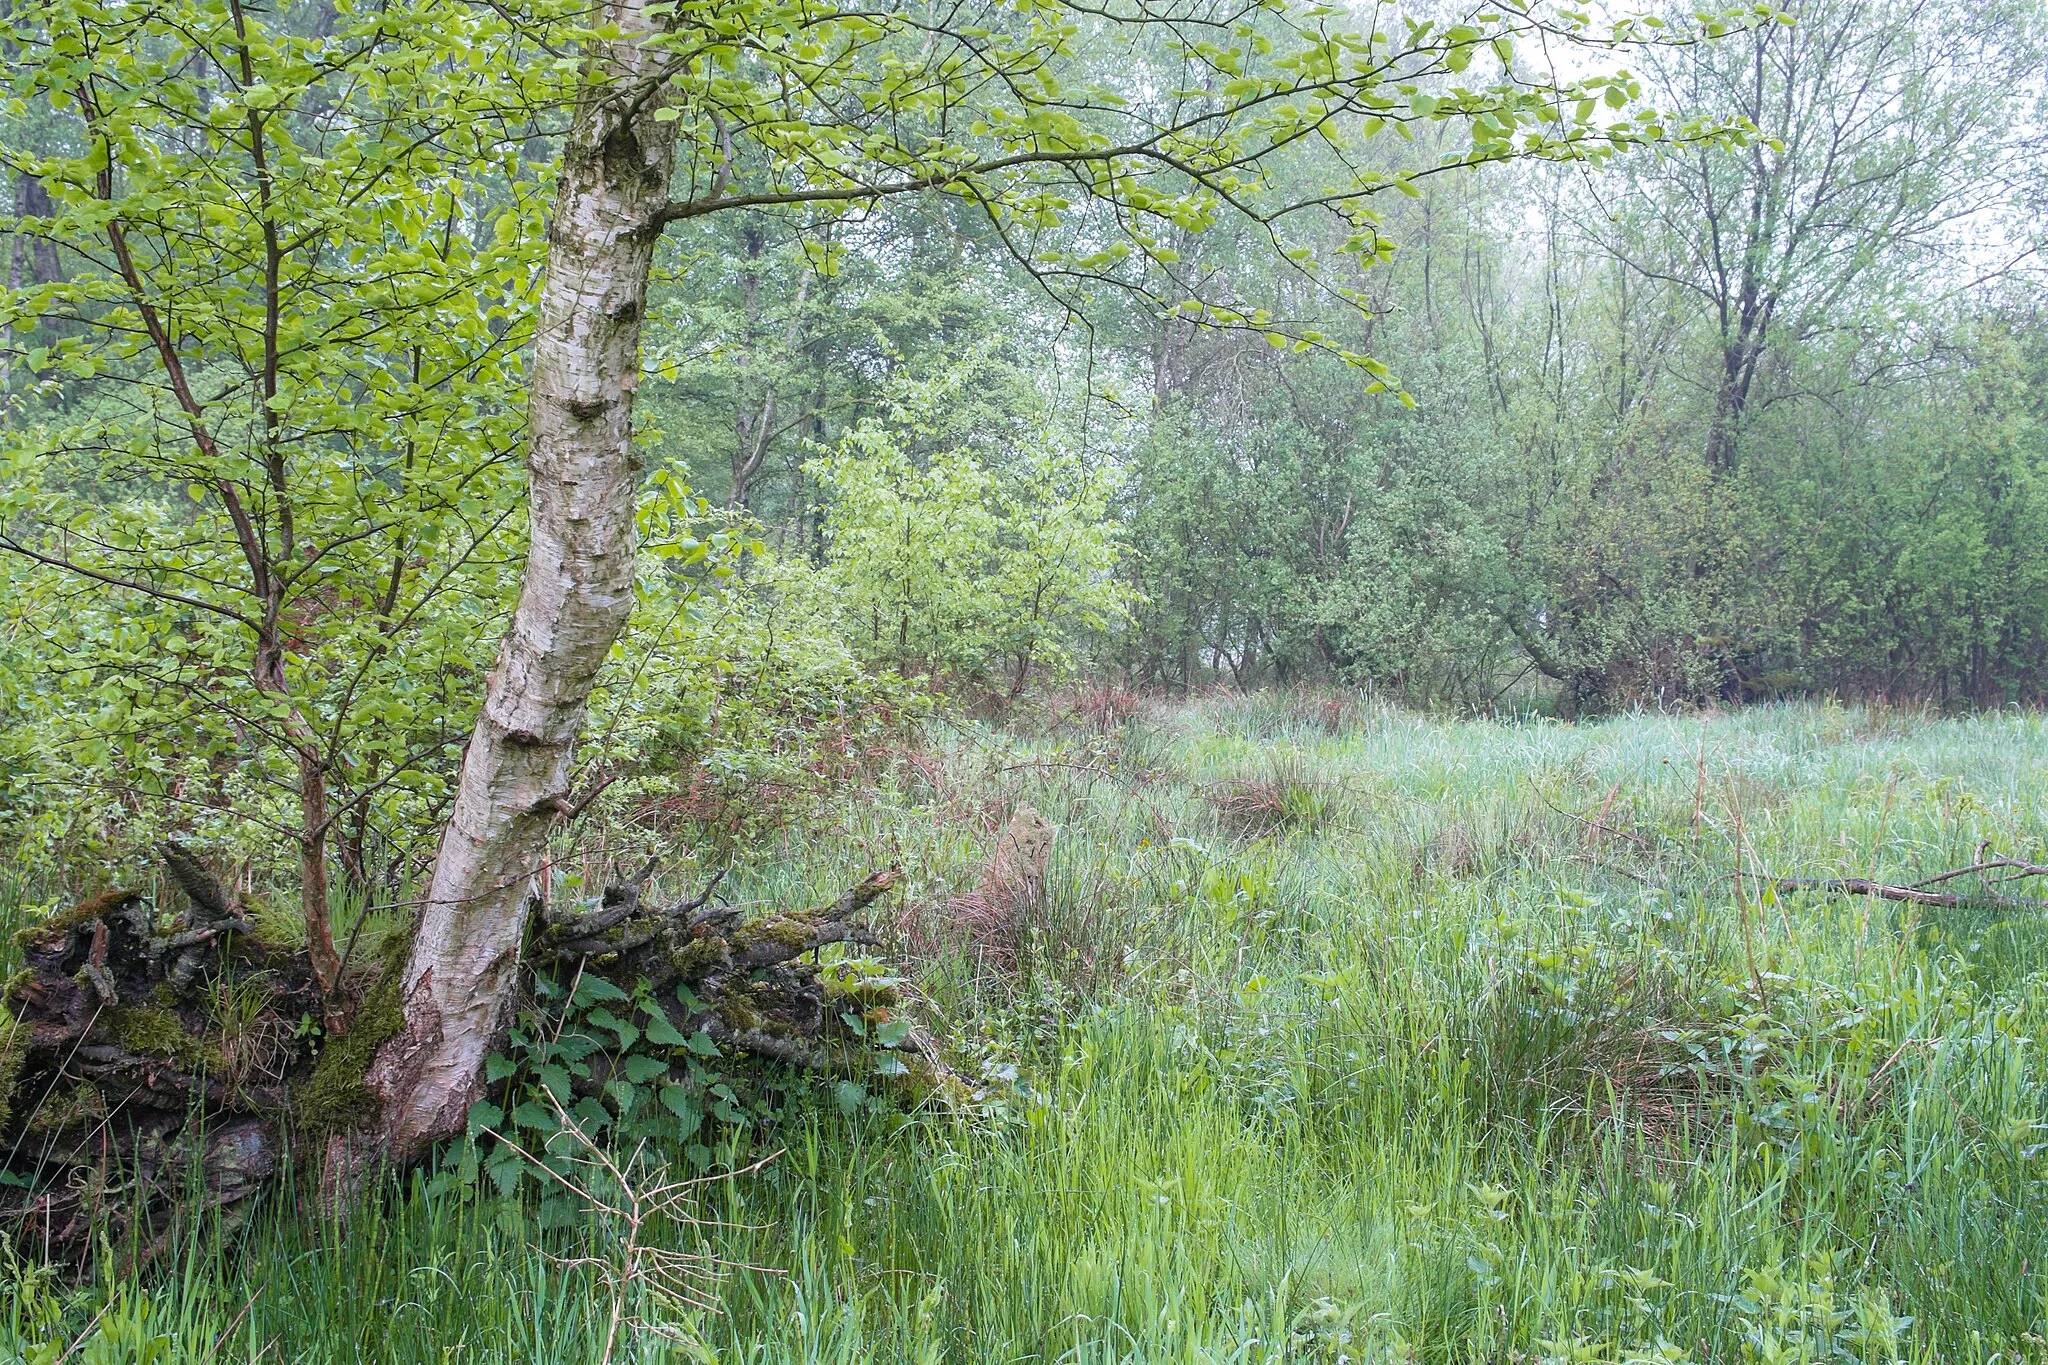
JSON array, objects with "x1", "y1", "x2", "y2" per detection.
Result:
[
  {"x1": 730, "y1": 240, "x2": 807, "y2": 510},
  {"x1": 1, "y1": 197, "x2": 18, "y2": 399},
  {"x1": 15, "y1": 175, "x2": 61, "y2": 288},
  {"x1": 291, "y1": 741, "x2": 340, "y2": 998},
  {"x1": 361, "y1": 3, "x2": 678, "y2": 1167},
  {"x1": 1703, "y1": 340, "x2": 1755, "y2": 477}
]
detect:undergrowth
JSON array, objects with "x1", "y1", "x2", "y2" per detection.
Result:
[{"x1": 7, "y1": 696, "x2": 2048, "y2": 1362}]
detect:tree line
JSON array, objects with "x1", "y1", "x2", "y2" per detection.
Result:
[{"x1": 651, "y1": 0, "x2": 2048, "y2": 714}]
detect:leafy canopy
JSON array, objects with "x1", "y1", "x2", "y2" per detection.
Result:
[{"x1": 641, "y1": 0, "x2": 1769, "y2": 378}]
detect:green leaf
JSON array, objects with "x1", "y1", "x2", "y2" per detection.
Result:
[
  {"x1": 586, "y1": 1006, "x2": 640, "y2": 1048},
  {"x1": 660, "y1": 1085, "x2": 703, "y2": 1128},
  {"x1": 643, "y1": 1011, "x2": 690, "y2": 1047},
  {"x1": 572, "y1": 974, "x2": 630, "y2": 1007},
  {"x1": 512, "y1": 1101, "x2": 556, "y2": 1133},
  {"x1": 572, "y1": 1096, "x2": 613, "y2": 1132},
  {"x1": 875, "y1": 1018, "x2": 913, "y2": 1048},
  {"x1": 485, "y1": 1151, "x2": 524, "y2": 1198}
]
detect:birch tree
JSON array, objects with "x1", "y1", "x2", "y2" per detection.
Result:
[{"x1": 354, "y1": 0, "x2": 1764, "y2": 1167}]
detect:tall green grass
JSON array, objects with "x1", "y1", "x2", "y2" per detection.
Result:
[{"x1": 8, "y1": 697, "x2": 2048, "y2": 1362}]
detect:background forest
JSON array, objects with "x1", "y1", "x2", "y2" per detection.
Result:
[
  {"x1": 2, "y1": 0, "x2": 2044, "y2": 882},
  {"x1": 634, "y1": 0, "x2": 2048, "y2": 714}
]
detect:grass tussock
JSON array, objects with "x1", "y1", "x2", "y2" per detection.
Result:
[
  {"x1": 9, "y1": 698, "x2": 2048, "y2": 1362},
  {"x1": 1207, "y1": 752, "x2": 1340, "y2": 839}
]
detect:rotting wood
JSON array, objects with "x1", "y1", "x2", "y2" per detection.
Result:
[
  {"x1": 1, "y1": 850, "x2": 952, "y2": 1266},
  {"x1": 0, "y1": 849, "x2": 319, "y2": 1265}
]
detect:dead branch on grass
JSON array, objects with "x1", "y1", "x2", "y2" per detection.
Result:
[{"x1": 1770, "y1": 848, "x2": 2048, "y2": 909}]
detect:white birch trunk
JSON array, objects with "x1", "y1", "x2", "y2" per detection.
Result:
[{"x1": 362, "y1": 2, "x2": 677, "y2": 1163}]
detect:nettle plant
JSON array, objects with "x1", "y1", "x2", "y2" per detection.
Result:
[
  {"x1": 441, "y1": 869, "x2": 938, "y2": 1217},
  {"x1": 452, "y1": 971, "x2": 739, "y2": 1214}
]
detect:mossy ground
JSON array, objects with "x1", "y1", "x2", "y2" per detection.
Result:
[
  {"x1": 102, "y1": 1005, "x2": 224, "y2": 1073},
  {"x1": 7, "y1": 887, "x2": 140, "y2": 949},
  {"x1": 0, "y1": 1004, "x2": 23, "y2": 1133}
]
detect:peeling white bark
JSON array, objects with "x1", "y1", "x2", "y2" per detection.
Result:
[{"x1": 363, "y1": 1, "x2": 679, "y2": 1164}]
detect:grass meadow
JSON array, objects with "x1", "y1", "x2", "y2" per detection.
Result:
[{"x1": 7, "y1": 694, "x2": 2048, "y2": 1362}]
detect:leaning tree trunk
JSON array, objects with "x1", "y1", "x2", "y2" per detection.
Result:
[{"x1": 356, "y1": 4, "x2": 680, "y2": 1171}]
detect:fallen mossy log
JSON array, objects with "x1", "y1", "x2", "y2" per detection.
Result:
[
  {"x1": 1, "y1": 852, "x2": 954, "y2": 1266},
  {"x1": 530, "y1": 865, "x2": 963, "y2": 1108}
]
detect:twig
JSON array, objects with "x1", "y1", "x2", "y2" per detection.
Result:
[
  {"x1": 210, "y1": 1283, "x2": 266, "y2": 1359},
  {"x1": 1776, "y1": 877, "x2": 1990, "y2": 908},
  {"x1": 1770, "y1": 844, "x2": 2048, "y2": 909},
  {"x1": 1906, "y1": 855, "x2": 2048, "y2": 890},
  {"x1": 49, "y1": 1301, "x2": 115, "y2": 1365},
  {"x1": 1532, "y1": 785, "x2": 1658, "y2": 851}
]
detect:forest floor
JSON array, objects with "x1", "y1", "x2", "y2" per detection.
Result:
[{"x1": 6, "y1": 694, "x2": 2048, "y2": 1362}]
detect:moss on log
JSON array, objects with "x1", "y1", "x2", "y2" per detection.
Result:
[
  {"x1": 534, "y1": 866, "x2": 967, "y2": 1107},
  {"x1": 1, "y1": 854, "x2": 958, "y2": 1266}
]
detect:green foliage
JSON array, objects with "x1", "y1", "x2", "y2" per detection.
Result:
[
  {"x1": 0, "y1": 0, "x2": 1783, "y2": 912},
  {"x1": 441, "y1": 937, "x2": 926, "y2": 1225},
  {"x1": 1080, "y1": 0, "x2": 2048, "y2": 713},
  {"x1": 448, "y1": 970, "x2": 735, "y2": 1220},
  {"x1": 633, "y1": 0, "x2": 1749, "y2": 350},
  {"x1": 12, "y1": 701, "x2": 2048, "y2": 1360},
  {"x1": 1112, "y1": 182, "x2": 2048, "y2": 712},
  {"x1": 1119, "y1": 372, "x2": 1503, "y2": 694},
  {"x1": 578, "y1": 475, "x2": 921, "y2": 852},
  {"x1": 1, "y1": 1269, "x2": 217, "y2": 1365},
  {"x1": 0, "y1": 0, "x2": 564, "y2": 883},
  {"x1": 807, "y1": 357, "x2": 1131, "y2": 692},
  {"x1": 0, "y1": 1246, "x2": 64, "y2": 1358}
]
